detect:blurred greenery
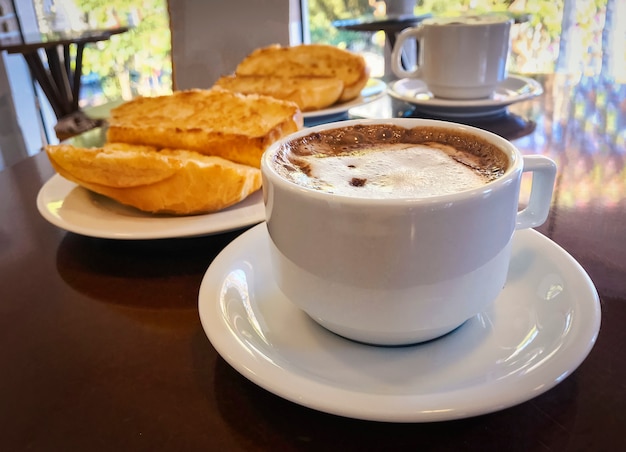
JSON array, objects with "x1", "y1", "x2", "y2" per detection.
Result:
[
  {"x1": 73, "y1": 0, "x2": 172, "y2": 107},
  {"x1": 308, "y1": 0, "x2": 376, "y2": 48}
]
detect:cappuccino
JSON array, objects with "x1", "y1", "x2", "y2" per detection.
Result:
[
  {"x1": 432, "y1": 14, "x2": 512, "y2": 26},
  {"x1": 262, "y1": 118, "x2": 556, "y2": 345},
  {"x1": 273, "y1": 124, "x2": 508, "y2": 198}
]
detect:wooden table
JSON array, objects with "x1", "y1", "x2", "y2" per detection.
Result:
[
  {"x1": 0, "y1": 27, "x2": 128, "y2": 138},
  {"x1": 1, "y1": 46, "x2": 625, "y2": 452},
  {"x1": 333, "y1": 14, "x2": 431, "y2": 80},
  {"x1": 332, "y1": 14, "x2": 431, "y2": 51}
]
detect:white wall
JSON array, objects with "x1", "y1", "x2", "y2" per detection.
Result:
[
  {"x1": 168, "y1": 0, "x2": 303, "y2": 89},
  {"x1": 0, "y1": 0, "x2": 56, "y2": 169},
  {"x1": 0, "y1": 54, "x2": 28, "y2": 168},
  {"x1": 3, "y1": 54, "x2": 53, "y2": 149}
]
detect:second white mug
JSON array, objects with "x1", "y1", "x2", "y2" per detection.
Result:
[{"x1": 391, "y1": 14, "x2": 513, "y2": 99}]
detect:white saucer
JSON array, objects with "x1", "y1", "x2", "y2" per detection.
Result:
[
  {"x1": 387, "y1": 75, "x2": 543, "y2": 118},
  {"x1": 37, "y1": 174, "x2": 265, "y2": 239},
  {"x1": 303, "y1": 78, "x2": 386, "y2": 123},
  {"x1": 198, "y1": 223, "x2": 601, "y2": 422}
]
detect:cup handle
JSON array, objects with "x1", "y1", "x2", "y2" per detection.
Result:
[
  {"x1": 516, "y1": 155, "x2": 557, "y2": 230},
  {"x1": 391, "y1": 26, "x2": 423, "y2": 79}
]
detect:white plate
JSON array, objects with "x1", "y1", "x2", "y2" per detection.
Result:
[
  {"x1": 37, "y1": 174, "x2": 265, "y2": 239},
  {"x1": 388, "y1": 75, "x2": 543, "y2": 118},
  {"x1": 303, "y1": 78, "x2": 386, "y2": 121},
  {"x1": 199, "y1": 223, "x2": 601, "y2": 422}
]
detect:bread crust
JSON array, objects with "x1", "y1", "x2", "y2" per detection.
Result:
[
  {"x1": 235, "y1": 44, "x2": 369, "y2": 103},
  {"x1": 214, "y1": 74, "x2": 344, "y2": 111},
  {"x1": 47, "y1": 144, "x2": 262, "y2": 215},
  {"x1": 46, "y1": 143, "x2": 181, "y2": 187},
  {"x1": 338, "y1": 68, "x2": 370, "y2": 102},
  {"x1": 107, "y1": 88, "x2": 303, "y2": 168}
]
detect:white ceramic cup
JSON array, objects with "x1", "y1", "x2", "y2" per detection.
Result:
[
  {"x1": 261, "y1": 118, "x2": 556, "y2": 346},
  {"x1": 391, "y1": 14, "x2": 513, "y2": 99}
]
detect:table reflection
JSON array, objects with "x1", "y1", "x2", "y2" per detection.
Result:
[{"x1": 511, "y1": 73, "x2": 625, "y2": 211}]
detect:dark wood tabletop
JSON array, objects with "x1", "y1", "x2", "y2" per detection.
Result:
[{"x1": 2, "y1": 76, "x2": 624, "y2": 451}]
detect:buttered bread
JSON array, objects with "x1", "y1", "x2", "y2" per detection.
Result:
[
  {"x1": 107, "y1": 87, "x2": 303, "y2": 168},
  {"x1": 214, "y1": 74, "x2": 344, "y2": 112},
  {"x1": 46, "y1": 143, "x2": 262, "y2": 215},
  {"x1": 46, "y1": 87, "x2": 303, "y2": 215},
  {"x1": 234, "y1": 44, "x2": 369, "y2": 103}
]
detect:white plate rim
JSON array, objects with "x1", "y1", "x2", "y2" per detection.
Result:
[
  {"x1": 198, "y1": 223, "x2": 601, "y2": 422},
  {"x1": 303, "y1": 78, "x2": 387, "y2": 119},
  {"x1": 36, "y1": 174, "x2": 265, "y2": 239},
  {"x1": 387, "y1": 75, "x2": 543, "y2": 112}
]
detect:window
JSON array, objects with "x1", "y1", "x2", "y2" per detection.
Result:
[
  {"x1": 31, "y1": 0, "x2": 173, "y2": 109},
  {"x1": 304, "y1": 0, "x2": 616, "y2": 77}
]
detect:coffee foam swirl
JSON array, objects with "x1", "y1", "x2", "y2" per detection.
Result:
[
  {"x1": 274, "y1": 124, "x2": 508, "y2": 199},
  {"x1": 426, "y1": 14, "x2": 511, "y2": 26}
]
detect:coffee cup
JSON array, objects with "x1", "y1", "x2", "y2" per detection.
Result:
[
  {"x1": 391, "y1": 14, "x2": 512, "y2": 99},
  {"x1": 261, "y1": 118, "x2": 556, "y2": 346}
]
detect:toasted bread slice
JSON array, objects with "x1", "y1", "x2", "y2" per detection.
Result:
[
  {"x1": 46, "y1": 143, "x2": 262, "y2": 215},
  {"x1": 214, "y1": 74, "x2": 344, "y2": 111},
  {"x1": 107, "y1": 88, "x2": 303, "y2": 168},
  {"x1": 46, "y1": 142, "x2": 180, "y2": 188},
  {"x1": 339, "y1": 68, "x2": 370, "y2": 102},
  {"x1": 235, "y1": 44, "x2": 369, "y2": 102}
]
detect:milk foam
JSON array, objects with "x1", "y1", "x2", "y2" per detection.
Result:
[
  {"x1": 427, "y1": 14, "x2": 511, "y2": 26},
  {"x1": 289, "y1": 143, "x2": 488, "y2": 198}
]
